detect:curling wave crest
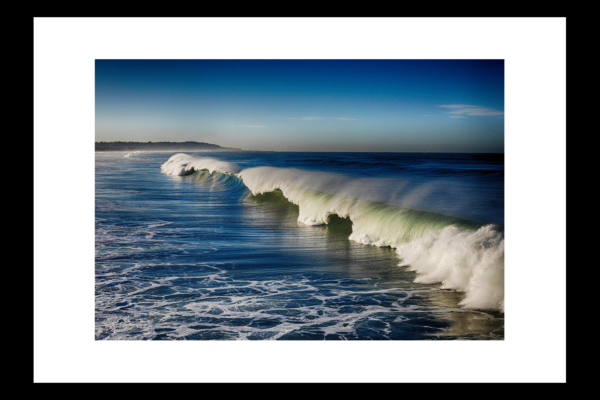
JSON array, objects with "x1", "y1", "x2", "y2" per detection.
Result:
[{"x1": 161, "y1": 154, "x2": 504, "y2": 312}]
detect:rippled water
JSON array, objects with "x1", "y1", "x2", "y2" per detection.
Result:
[{"x1": 95, "y1": 151, "x2": 504, "y2": 340}]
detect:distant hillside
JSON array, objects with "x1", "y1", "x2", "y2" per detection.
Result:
[{"x1": 95, "y1": 141, "x2": 241, "y2": 152}]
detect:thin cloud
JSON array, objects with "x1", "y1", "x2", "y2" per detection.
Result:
[
  {"x1": 449, "y1": 115, "x2": 467, "y2": 118},
  {"x1": 266, "y1": 116, "x2": 358, "y2": 121},
  {"x1": 439, "y1": 104, "x2": 504, "y2": 117},
  {"x1": 240, "y1": 125, "x2": 267, "y2": 128},
  {"x1": 288, "y1": 116, "x2": 324, "y2": 120}
]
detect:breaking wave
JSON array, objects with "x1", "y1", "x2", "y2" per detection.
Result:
[
  {"x1": 160, "y1": 153, "x2": 241, "y2": 175},
  {"x1": 161, "y1": 154, "x2": 504, "y2": 312}
]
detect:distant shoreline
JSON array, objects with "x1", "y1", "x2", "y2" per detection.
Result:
[{"x1": 94, "y1": 141, "x2": 242, "y2": 152}]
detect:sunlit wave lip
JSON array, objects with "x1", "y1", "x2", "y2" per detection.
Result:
[
  {"x1": 160, "y1": 153, "x2": 504, "y2": 312},
  {"x1": 160, "y1": 153, "x2": 242, "y2": 176}
]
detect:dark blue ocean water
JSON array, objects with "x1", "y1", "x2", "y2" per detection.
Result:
[{"x1": 95, "y1": 151, "x2": 504, "y2": 340}]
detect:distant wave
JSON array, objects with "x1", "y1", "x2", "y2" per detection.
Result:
[
  {"x1": 160, "y1": 153, "x2": 241, "y2": 175},
  {"x1": 124, "y1": 151, "x2": 142, "y2": 158},
  {"x1": 161, "y1": 154, "x2": 504, "y2": 312}
]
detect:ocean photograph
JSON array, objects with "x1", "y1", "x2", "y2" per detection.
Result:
[{"x1": 95, "y1": 59, "x2": 505, "y2": 340}]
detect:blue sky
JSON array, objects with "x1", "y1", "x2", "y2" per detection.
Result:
[{"x1": 95, "y1": 60, "x2": 504, "y2": 152}]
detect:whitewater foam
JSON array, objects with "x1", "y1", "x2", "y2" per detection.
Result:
[{"x1": 396, "y1": 225, "x2": 504, "y2": 312}]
